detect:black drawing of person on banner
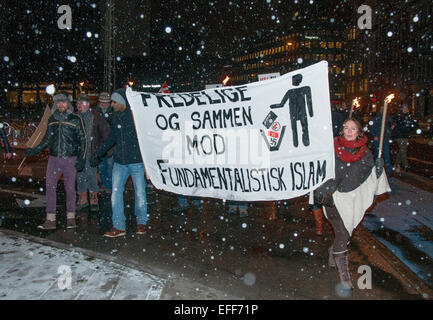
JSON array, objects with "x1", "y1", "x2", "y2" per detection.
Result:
[{"x1": 270, "y1": 74, "x2": 313, "y2": 147}]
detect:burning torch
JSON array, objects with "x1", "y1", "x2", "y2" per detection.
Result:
[{"x1": 378, "y1": 93, "x2": 395, "y2": 158}]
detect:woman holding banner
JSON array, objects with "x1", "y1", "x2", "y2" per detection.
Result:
[{"x1": 313, "y1": 118, "x2": 389, "y2": 291}]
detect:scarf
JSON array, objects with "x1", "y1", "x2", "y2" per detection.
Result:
[{"x1": 334, "y1": 135, "x2": 367, "y2": 163}]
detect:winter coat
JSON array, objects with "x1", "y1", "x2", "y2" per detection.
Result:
[
  {"x1": 314, "y1": 140, "x2": 375, "y2": 206},
  {"x1": 392, "y1": 113, "x2": 417, "y2": 139},
  {"x1": 331, "y1": 110, "x2": 344, "y2": 137},
  {"x1": 32, "y1": 110, "x2": 86, "y2": 160},
  {"x1": 0, "y1": 127, "x2": 10, "y2": 153},
  {"x1": 368, "y1": 113, "x2": 393, "y2": 141},
  {"x1": 96, "y1": 105, "x2": 115, "y2": 127},
  {"x1": 97, "y1": 89, "x2": 143, "y2": 165},
  {"x1": 78, "y1": 108, "x2": 111, "y2": 158}
]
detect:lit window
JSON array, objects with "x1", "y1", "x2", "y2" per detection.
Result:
[{"x1": 320, "y1": 41, "x2": 327, "y2": 48}]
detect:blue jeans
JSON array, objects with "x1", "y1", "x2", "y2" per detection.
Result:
[
  {"x1": 177, "y1": 195, "x2": 202, "y2": 209},
  {"x1": 112, "y1": 162, "x2": 148, "y2": 231},
  {"x1": 99, "y1": 156, "x2": 114, "y2": 190},
  {"x1": 373, "y1": 140, "x2": 392, "y2": 174}
]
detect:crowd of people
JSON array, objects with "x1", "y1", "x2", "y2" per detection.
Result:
[{"x1": 0, "y1": 92, "x2": 418, "y2": 292}]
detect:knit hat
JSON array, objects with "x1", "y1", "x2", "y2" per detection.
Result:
[
  {"x1": 98, "y1": 92, "x2": 111, "y2": 103},
  {"x1": 77, "y1": 93, "x2": 91, "y2": 103},
  {"x1": 111, "y1": 91, "x2": 126, "y2": 106}
]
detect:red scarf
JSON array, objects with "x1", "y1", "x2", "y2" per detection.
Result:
[{"x1": 334, "y1": 136, "x2": 367, "y2": 163}]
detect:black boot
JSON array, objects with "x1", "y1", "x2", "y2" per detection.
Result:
[{"x1": 98, "y1": 191, "x2": 112, "y2": 234}]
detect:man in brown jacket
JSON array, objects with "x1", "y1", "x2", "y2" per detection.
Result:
[{"x1": 76, "y1": 94, "x2": 110, "y2": 224}]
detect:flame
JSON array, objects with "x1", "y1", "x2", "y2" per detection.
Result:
[
  {"x1": 352, "y1": 98, "x2": 360, "y2": 108},
  {"x1": 222, "y1": 75, "x2": 230, "y2": 86},
  {"x1": 79, "y1": 81, "x2": 84, "y2": 87},
  {"x1": 385, "y1": 93, "x2": 395, "y2": 103}
]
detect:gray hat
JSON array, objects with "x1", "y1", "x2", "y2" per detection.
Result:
[
  {"x1": 77, "y1": 93, "x2": 91, "y2": 103},
  {"x1": 98, "y1": 92, "x2": 111, "y2": 103},
  {"x1": 51, "y1": 92, "x2": 73, "y2": 114},
  {"x1": 111, "y1": 92, "x2": 126, "y2": 106},
  {"x1": 53, "y1": 93, "x2": 69, "y2": 102}
]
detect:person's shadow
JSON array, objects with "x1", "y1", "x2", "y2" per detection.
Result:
[{"x1": 270, "y1": 74, "x2": 313, "y2": 147}]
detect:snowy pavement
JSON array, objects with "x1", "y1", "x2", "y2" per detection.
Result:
[{"x1": 0, "y1": 229, "x2": 165, "y2": 300}]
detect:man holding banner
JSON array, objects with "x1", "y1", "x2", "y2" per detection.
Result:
[{"x1": 91, "y1": 89, "x2": 149, "y2": 238}]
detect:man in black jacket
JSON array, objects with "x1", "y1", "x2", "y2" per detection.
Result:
[
  {"x1": 91, "y1": 88, "x2": 148, "y2": 238},
  {"x1": 26, "y1": 93, "x2": 86, "y2": 230}
]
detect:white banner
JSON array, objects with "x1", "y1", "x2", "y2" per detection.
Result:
[{"x1": 127, "y1": 61, "x2": 335, "y2": 201}]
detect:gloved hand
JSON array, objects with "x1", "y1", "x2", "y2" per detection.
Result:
[
  {"x1": 375, "y1": 158, "x2": 384, "y2": 177},
  {"x1": 75, "y1": 158, "x2": 85, "y2": 172},
  {"x1": 90, "y1": 155, "x2": 101, "y2": 167},
  {"x1": 25, "y1": 148, "x2": 39, "y2": 157}
]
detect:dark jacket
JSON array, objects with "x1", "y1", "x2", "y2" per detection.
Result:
[
  {"x1": 331, "y1": 110, "x2": 344, "y2": 137},
  {"x1": 0, "y1": 127, "x2": 10, "y2": 153},
  {"x1": 97, "y1": 89, "x2": 143, "y2": 165},
  {"x1": 32, "y1": 110, "x2": 86, "y2": 160},
  {"x1": 314, "y1": 142, "x2": 374, "y2": 206},
  {"x1": 96, "y1": 105, "x2": 115, "y2": 127},
  {"x1": 94, "y1": 106, "x2": 114, "y2": 157},
  {"x1": 80, "y1": 108, "x2": 111, "y2": 158},
  {"x1": 392, "y1": 113, "x2": 417, "y2": 139},
  {"x1": 368, "y1": 113, "x2": 393, "y2": 141}
]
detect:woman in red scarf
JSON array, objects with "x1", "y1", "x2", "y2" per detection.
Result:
[{"x1": 314, "y1": 118, "x2": 383, "y2": 291}]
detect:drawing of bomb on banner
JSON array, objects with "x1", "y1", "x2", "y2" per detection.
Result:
[
  {"x1": 260, "y1": 111, "x2": 286, "y2": 151},
  {"x1": 262, "y1": 73, "x2": 313, "y2": 150}
]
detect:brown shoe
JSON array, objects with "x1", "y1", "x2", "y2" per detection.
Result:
[
  {"x1": 104, "y1": 228, "x2": 126, "y2": 238},
  {"x1": 37, "y1": 220, "x2": 56, "y2": 230},
  {"x1": 66, "y1": 218, "x2": 77, "y2": 229},
  {"x1": 136, "y1": 224, "x2": 147, "y2": 235}
]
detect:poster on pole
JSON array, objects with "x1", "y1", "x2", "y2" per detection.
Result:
[
  {"x1": 127, "y1": 61, "x2": 334, "y2": 201},
  {"x1": 258, "y1": 72, "x2": 281, "y2": 81}
]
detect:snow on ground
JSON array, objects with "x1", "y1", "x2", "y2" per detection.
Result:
[{"x1": 0, "y1": 231, "x2": 165, "y2": 300}]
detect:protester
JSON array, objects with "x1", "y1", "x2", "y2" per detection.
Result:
[
  {"x1": 95, "y1": 92, "x2": 114, "y2": 190},
  {"x1": 0, "y1": 124, "x2": 12, "y2": 160},
  {"x1": 313, "y1": 118, "x2": 387, "y2": 290},
  {"x1": 25, "y1": 93, "x2": 86, "y2": 230},
  {"x1": 90, "y1": 88, "x2": 148, "y2": 238},
  {"x1": 368, "y1": 107, "x2": 394, "y2": 175},
  {"x1": 392, "y1": 104, "x2": 417, "y2": 173},
  {"x1": 76, "y1": 94, "x2": 111, "y2": 227},
  {"x1": 94, "y1": 92, "x2": 114, "y2": 232}
]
